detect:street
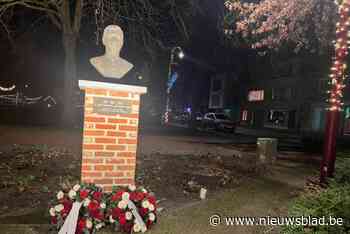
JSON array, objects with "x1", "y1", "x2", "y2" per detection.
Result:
[{"x1": 147, "y1": 124, "x2": 304, "y2": 152}]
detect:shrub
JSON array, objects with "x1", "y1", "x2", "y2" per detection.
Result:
[
  {"x1": 332, "y1": 157, "x2": 350, "y2": 185},
  {"x1": 282, "y1": 157, "x2": 350, "y2": 234}
]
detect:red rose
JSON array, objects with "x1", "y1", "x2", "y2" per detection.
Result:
[
  {"x1": 119, "y1": 213, "x2": 127, "y2": 226},
  {"x1": 62, "y1": 200, "x2": 72, "y2": 214},
  {"x1": 139, "y1": 208, "x2": 148, "y2": 217},
  {"x1": 91, "y1": 210, "x2": 104, "y2": 220},
  {"x1": 79, "y1": 190, "x2": 89, "y2": 199},
  {"x1": 146, "y1": 220, "x2": 153, "y2": 229},
  {"x1": 111, "y1": 190, "x2": 124, "y2": 201},
  {"x1": 111, "y1": 194, "x2": 118, "y2": 202},
  {"x1": 136, "y1": 192, "x2": 146, "y2": 201},
  {"x1": 113, "y1": 190, "x2": 125, "y2": 201},
  {"x1": 60, "y1": 210, "x2": 68, "y2": 218},
  {"x1": 51, "y1": 216, "x2": 57, "y2": 225},
  {"x1": 88, "y1": 200, "x2": 99, "y2": 212},
  {"x1": 77, "y1": 218, "x2": 86, "y2": 232},
  {"x1": 93, "y1": 191, "x2": 102, "y2": 201},
  {"x1": 148, "y1": 196, "x2": 156, "y2": 205},
  {"x1": 129, "y1": 192, "x2": 137, "y2": 201},
  {"x1": 112, "y1": 207, "x2": 122, "y2": 218}
]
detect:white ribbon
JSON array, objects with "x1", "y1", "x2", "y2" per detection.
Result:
[
  {"x1": 58, "y1": 202, "x2": 83, "y2": 234},
  {"x1": 127, "y1": 200, "x2": 147, "y2": 233}
]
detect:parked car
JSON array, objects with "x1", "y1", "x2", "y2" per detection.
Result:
[
  {"x1": 194, "y1": 112, "x2": 203, "y2": 122},
  {"x1": 202, "y1": 112, "x2": 236, "y2": 133}
]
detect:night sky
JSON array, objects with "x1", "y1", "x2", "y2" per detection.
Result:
[{"x1": 0, "y1": 0, "x2": 250, "y2": 112}]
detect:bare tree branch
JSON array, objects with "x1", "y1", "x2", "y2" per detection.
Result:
[
  {"x1": 48, "y1": 12, "x2": 62, "y2": 30},
  {"x1": 73, "y1": 0, "x2": 82, "y2": 34}
]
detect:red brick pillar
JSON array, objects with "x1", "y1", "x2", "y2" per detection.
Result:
[{"x1": 79, "y1": 80, "x2": 147, "y2": 192}]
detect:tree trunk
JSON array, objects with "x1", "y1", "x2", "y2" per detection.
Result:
[
  {"x1": 320, "y1": 111, "x2": 340, "y2": 183},
  {"x1": 61, "y1": 33, "x2": 77, "y2": 127}
]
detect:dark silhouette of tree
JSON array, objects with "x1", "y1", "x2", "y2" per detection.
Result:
[{"x1": 0, "y1": 0, "x2": 198, "y2": 126}]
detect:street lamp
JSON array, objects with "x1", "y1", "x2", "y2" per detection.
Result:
[
  {"x1": 178, "y1": 51, "x2": 185, "y2": 60},
  {"x1": 164, "y1": 46, "x2": 184, "y2": 124}
]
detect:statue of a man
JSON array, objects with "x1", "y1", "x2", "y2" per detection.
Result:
[{"x1": 90, "y1": 25, "x2": 133, "y2": 79}]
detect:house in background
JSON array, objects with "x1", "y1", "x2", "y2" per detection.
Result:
[
  {"x1": 239, "y1": 72, "x2": 350, "y2": 136},
  {"x1": 207, "y1": 73, "x2": 242, "y2": 120}
]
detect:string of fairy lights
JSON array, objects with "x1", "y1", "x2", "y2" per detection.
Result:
[
  {"x1": 327, "y1": 0, "x2": 350, "y2": 112},
  {"x1": 0, "y1": 85, "x2": 16, "y2": 92}
]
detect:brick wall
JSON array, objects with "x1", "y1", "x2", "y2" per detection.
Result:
[{"x1": 81, "y1": 88, "x2": 141, "y2": 192}]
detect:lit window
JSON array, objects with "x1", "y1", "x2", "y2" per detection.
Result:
[
  {"x1": 242, "y1": 110, "x2": 248, "y2": 121},
  {"x1": 248, "y1": 90, "x2": 264, "y2": 102}
]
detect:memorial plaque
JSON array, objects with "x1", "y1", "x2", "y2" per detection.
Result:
[{"x1": 93, "y1": 97, "x2": 132, "y2": 115}]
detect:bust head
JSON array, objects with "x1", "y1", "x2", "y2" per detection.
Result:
[{"x1": 102, "y1": 25, "x2": 124, "y2": 57}]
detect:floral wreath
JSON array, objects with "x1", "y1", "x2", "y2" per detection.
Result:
[{"x1": 49, "y1": 183, "x2": 157, "y2": 234}]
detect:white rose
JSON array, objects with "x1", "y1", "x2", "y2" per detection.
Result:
[
  {"x1": 49, "y1": 207, "x2": 56, "y2": 217},
  {"x1": 73, "y1": 184, "x2": 81, "y2": 192},
  {"x1": 54, "y1": 204, "x2": 64, "y2": 212},
  {"x1": 109, "y1": 215, "x2": 115, "y2": 223},
  {"x1": 142, "y1": 200, "x2": 150, "y2": 209},
  {"x1": 149, "y1": 204, "x2": 155, "y2": 211},
  {"x1": 68, "y1": 190, "x2": 76, "y2": 199},
  {"x1": 83, "y1": 198, "x2": 91, "y2": 207},
  {"x1": 141, "y1": 188, "x2": 147, "y2": 193},
  {"x1": 125, "y1": 211, "x2": 133, "y2": 220},
  {"x1": 149, "y1": 213, "x2": 156, "y2": 222},
  {"x1": 100, "y1": 203, "x2": 106, "y2": 209},
  {"x1": 96, "y1": 223, "x2": 103, "y2": 230},
  {"x1": 117, "y1": 200, "x2": 127, "y2": 209},
  {"x1": 133, "y1": 223, "x2": 141, "y2": 233},
  {"x1": 128, "y1": 184, "x2": 136, "y2": 191},
  {"x1": 86, "y1": 219, "x2": 93, "y2": 229},
  {"x1": 56, "y1": 191, "x2": 64, "y2": 200},
  {"x1": 122, "y1": 192, "x2": 130, "y2": 201}
]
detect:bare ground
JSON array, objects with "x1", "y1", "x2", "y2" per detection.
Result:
[{"x1": 0, "y1": 125, "x2": 320, "y2": 226}]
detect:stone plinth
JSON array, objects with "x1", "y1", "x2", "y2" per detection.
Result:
[
  {"x1": 79, "y1": 80, "x2": 147, "y2": 191},
  {"x1": 257, "y1": 138, "x2": 278, "y2": 165}
]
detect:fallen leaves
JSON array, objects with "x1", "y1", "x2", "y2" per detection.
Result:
[{"x1": 0, "y1": 144, "x2": 79, "y2": 216}]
